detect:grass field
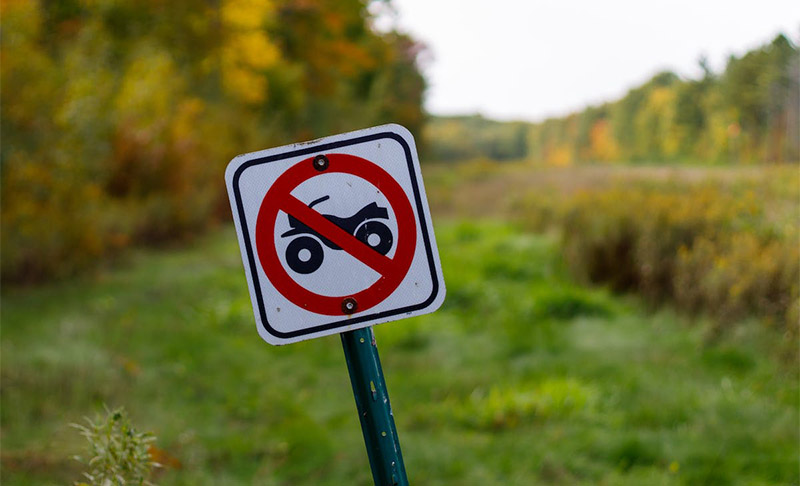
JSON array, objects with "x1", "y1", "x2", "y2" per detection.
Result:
[{"x1": 2, "y1": 206, "x2": 798, "y2": 485}]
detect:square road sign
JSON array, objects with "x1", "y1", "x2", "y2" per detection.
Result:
[{"x1": 225, "y1": 124, "x2": 446, "y2": 345}]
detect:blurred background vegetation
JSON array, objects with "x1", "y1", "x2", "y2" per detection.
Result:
[
  {"x1": 1, "y1": 1, "x2": 798, "y2": 284},
  {"x1": 1, "y1": 0, "x2": 798, "y2": 485},
  {"x1": 428, "y1": 34, "x2": 799, "y2": 164},
  {"x1": 1, "y1": 0, "x2": 425, "y2": 283}
]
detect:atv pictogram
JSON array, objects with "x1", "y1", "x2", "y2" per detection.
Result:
[{"x1": 281, "y1": 195, "x2": 394, "y2": 274}]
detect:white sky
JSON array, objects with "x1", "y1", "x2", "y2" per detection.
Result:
[{"x1": 376, "y1": 0, "x2": 800, "y2": 122}]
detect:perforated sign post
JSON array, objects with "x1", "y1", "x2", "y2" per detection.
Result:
[{"x1": 225, "y1": 124, "x2": 445, "y2": 485}]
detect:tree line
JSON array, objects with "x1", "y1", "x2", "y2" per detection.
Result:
[
  {"x1": 427, "y1": 33, "x2": 799, "y2": 164},
  {"x1": 1, "y1": 0, "x2": 425, "y2": 283}
]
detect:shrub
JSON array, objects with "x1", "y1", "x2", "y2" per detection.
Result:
[
  {"x1": 552, "y1": 180, "x2": 798, "y2": 333},
  {"x1": 72, "y1": 407, "x2": 158, "y2": 486},
  {"x1": 0, "y1": 0, "x2": 427, "y2": 284}
]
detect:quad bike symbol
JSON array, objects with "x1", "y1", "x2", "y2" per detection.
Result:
[{"x1": 281, "y1": 195, "x2": 393, "y2": 274}]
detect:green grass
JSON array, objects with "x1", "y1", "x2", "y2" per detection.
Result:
[{"x1": 2, "y1": 221, "x2": 797, "y2": 485}]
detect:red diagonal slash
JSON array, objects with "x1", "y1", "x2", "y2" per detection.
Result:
[{"x1": 281, "y1": 195, "x2": 397, "y2": 277}]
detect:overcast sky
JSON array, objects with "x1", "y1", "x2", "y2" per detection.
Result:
[{"x1": 376, "y1": 0, "x2": 800, "y2": 122}]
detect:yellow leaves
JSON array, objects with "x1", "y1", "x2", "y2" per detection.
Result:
[
  {"x1": 115, "y1": 49, "x2": 181, "y2": 128},
  {"x1": 1, "y1": 1, "x2": 57, "y2": 129},
  {"x1": 171, "y1": 98, "x2": 205, "y2": 143},
  {"x1": 547, "y1": 145, "x2": 574, "y2": 167},
  {"x1": 560, "y1": 179, "x2": 799, "y2": 330},
  {"x1": 649, "y1": 86, "x2": 674, "y2": 110},
  {"x1": 221, "y1": 30, "x2": 280, "y2": 104},
  {"x1": 221, "y1": 0, "x2": 272, "y2": 30},
  {"x1": 55, "y1": 61, "x2": 114, "y2": 133},
  {"x1": 634, "y1": 86, "x2": 678, "y2": 158},
  {"x1": 0, "y1": 0, "x2": 41, "y2": 41},
  {"x1": 230, "y1": 30, "x2": 280, "y2": 70},
  {"x1": 221, "y1": 0, "x2": 280, "y2": 104},
  {"x1": 223, "y1": 67, "x2": 269, "y2": 104}
]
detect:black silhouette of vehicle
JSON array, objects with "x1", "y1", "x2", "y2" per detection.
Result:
[{"x1": 281, "y1": 195, "x2": 393, "y2": 274}]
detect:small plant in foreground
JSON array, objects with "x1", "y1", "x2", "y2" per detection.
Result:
[{"x1": 72, "y1": 407, "x2": 159, "y2": 486}]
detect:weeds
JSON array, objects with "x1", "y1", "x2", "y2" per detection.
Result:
[{"x1": 72, "y1": 407, "x2": 158, "y2": 486}]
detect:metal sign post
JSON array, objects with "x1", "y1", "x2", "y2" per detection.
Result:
[
  {"x1": 226, "y1": 125, "x2": 445, "y2": 483},
  {"x1": 341, "y1": 327, "x2": 408, "y2": 486}
]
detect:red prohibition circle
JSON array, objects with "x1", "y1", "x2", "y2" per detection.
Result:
[{"x1": 255, "y1": 153, "x2": 417, "y2": 316}]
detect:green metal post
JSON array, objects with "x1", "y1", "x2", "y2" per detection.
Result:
[{"x1": 341, "y1": 327, "x2": 409, "y2": 486}]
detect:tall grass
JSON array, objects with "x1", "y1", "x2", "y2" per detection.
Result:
[
  {"x1": 518, "y1": 174, "x2": 800, "y2": 337},
  {"x1": 424, "y1": 161, "x2": 800, "y2": 337}
]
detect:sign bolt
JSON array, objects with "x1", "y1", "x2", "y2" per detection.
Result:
[
  {"x1": 342, "y1": 297, "x2": 358, "y2": 314},
  {"x1": 313, "y1": 154, "x2": 329, "y2": 171}
]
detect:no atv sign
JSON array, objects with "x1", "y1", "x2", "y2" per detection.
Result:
[{"x1": 225, "y1": 124, "x2": 445, "y2": 345}]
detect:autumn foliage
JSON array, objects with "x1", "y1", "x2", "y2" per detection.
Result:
[
  {"x1": 428, "y1": 34, "x2": 799, "y2": 165},
  {"x1": 529, "y1": 38, "x2": 800, "y2": 166},
  {"x1": 1, "y1": 0, "x2": 426, "y2": 283},
  {"x1": 554, "y1": 177, "x2": 799, "y2": 334}
]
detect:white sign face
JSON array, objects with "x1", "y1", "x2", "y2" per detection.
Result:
[{"x1": 225, "y1": 124, "x2": 446, "y2": 345}]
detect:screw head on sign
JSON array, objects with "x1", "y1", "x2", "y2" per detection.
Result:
[
  {"x1": 341, "y1": 297, "x2": 358, "y2": 315},
  {"x1": 313, "y1": 154, "x2": 329, "y2": 171}
]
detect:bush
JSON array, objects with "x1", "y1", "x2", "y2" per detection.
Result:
[
  {"x1": 0, "y1": 0, "x2": 427, "y2": 284},
  {"x1": 553, "y1": 181, "x2": 799, "y2": 332}
]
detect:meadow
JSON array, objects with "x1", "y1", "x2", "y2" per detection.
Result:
[
  {"x1": 2, "y1": 163, "x2": 798, "y2": 485},
  {"x1": 3, "y1": 3, "x2": 797, "y2": 484}
]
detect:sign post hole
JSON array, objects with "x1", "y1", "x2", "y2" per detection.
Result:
[
  {"x1": 225, "y1": 125, "x2": 445, "y2": 485},
  {"x1": 341, "y1": 327, "x2": 408, "y2": 486}
]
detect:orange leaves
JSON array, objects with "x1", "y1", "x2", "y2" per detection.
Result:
[
  {"x1": 589, "y1": 119, "x2": 620, "y2": 162},
  {"x1": 549, "y1": 145, "x2": 574, "y2": 166},
  {"x1": 148, "y1": 445, "x2": 182, "y2": 470}
]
